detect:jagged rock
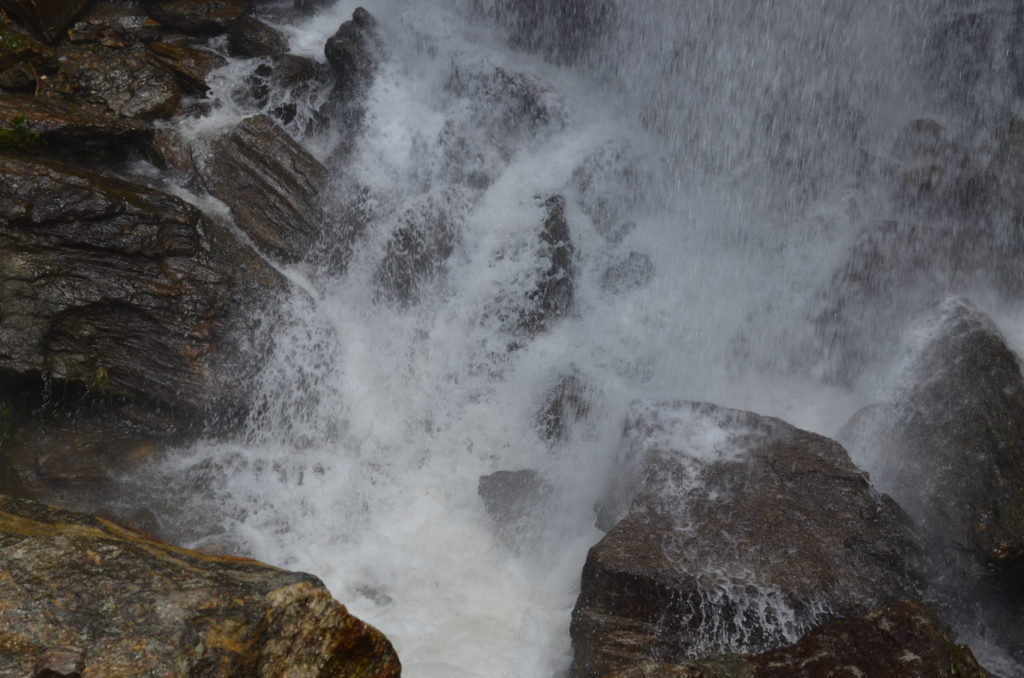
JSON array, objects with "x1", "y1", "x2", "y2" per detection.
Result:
[
  {"x1": 478, "y1": 469, "x2": 553, "y2": 550},
  {"x1": 536, "y1": 373, "x2": 590, "y2": 443},
  {"x1": 603, "y1": 602, "x2": 991, "y2": 678},
  {"x1": 228, "y1": 15, "x2": 288, "y2": 58},
  {"x1": 516, "y1": 195, "x2": 575, "y2": 334},
  {"x1": 197, "y1": 115, "x2": 328, "y2": 262},
  {"x1": 57, "y1": 44, "x2": 181, "y2": 120},
  {"x1": 143, "y1": 0, "x2": 251, "y2": 36},
  {"x1": 0, "y1": 0, "x2": 90, "y2": 42},
  {"x1": 0, "y1": 94, "x2": 149, "y2": 157},
  {"x1": 573, "y1": 401, "x2": 927, "y2": 677},
  {"x1": 373, "y1": 201, "x2": 456, "y2": 306},
  {"x1": 0, "y1": 494, "x2": 401, "y2": 678},
  {"x1": 148, "y1": 41, "x2": 227, "y2": 95},
  {"x1": 324, "y1": 7, "x2": 379, "y2": 97},
  {"x1": 241, "y1": 54, "x2": 332, "y2": 132},
  {"x1": 843, "y1": 298, "x2": 1024, "y2": 582},
  {"x1": 600, "y1": 252, "x2": 654, "y2": 294},
  {"x1": 0, "y1": 155, "x2": 286, "y2": 418}
]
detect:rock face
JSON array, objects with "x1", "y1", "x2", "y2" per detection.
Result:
[
  {"x1": 536, "y1": 373, "x2": 590, "y2": 443},
  {"x1": 197, "y1": 115, "x2": 328, "y2": 263},
  {"x1": 228, "y1": 15, "x2": 288, "y2": 58},
  {"x1": 373, "y1": 201, "x2": 457, "y2": 306},
  {"x1": 0, "y1": 0, "x2": 90, "y2": 42},
  {"x1": 573, "y1": 400, "x2": 927, "y2": 677},
  {"x1": 606, "y1": 602, "x2": 992, "y2": 678},
  {"x1": 845, "y1": 297, "x2": 1024, "y2": 581},
  {"x1": 515, "y1": 195, "x2": 575, "y2": 335},
  {"x1": 0, "y1": 155, "x2": 285, "y2": 415},
  {"x1": 324, "y1": 7, "x2": 379, "y2": 98},
  {"x1": 0, "y1": 94, "x2": 150, "y2": 157},
  {"x1": 143, "y1": 0, "x2": 251, "y2": 36},
  {"x1": 58, "y1": 44, "x2": 181, "y2": 120},
  {"x1": 0, "y1": 494, "x2": 401, "y2": 677}
]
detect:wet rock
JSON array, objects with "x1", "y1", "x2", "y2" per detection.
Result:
[
  {"x1": 57, "y1": 44, "x2": 181, "y2": 120},
  {"x1": 0, "y1": 24, "x2": 54, "y2": 79},
  {"x1": 571, "y1": 142, "x2": 649, "y2": 241},
  {"x1": 143, "y1": 0, "x2": 251, "y2": 36},
  {"x1": 600, "y1": 251, "x2": 654, "y2": 294},
  {"x1": 197, "y1": 115, "x2": 328, "y2": 263},
  {"x1": 32, "y1": 645, "x2": 85, "y2": 678},
  {"x1": 844, "y1": 298, "x2": 1024, "y2": 582},
  {"x1": 537, "y1": 373, "x2": 590, "y2": 443},
  {"x1": 148, "y1": 41, "x2": 227, "y2": 95},
  {"x1": 604, "y1": 602, "x2": 992, "y2": 678},
  {"x1": 0, "y1": 93, "x2": 149, "y2": 158},
  {"x1": 324, "y1": 7, "x2": 379, "y2": 98},
  {"x1": 241, "y1": 54, "x2": 332, "y2": 132},
  {"x1": 228, "y1": 15, "x2": 288, "y2": 58},
  {"x1": 486, "y1": 0, "x2": 617, "y2": 65},
  {"x1": 66, "y1": 0, "x2": 160, "y2": 46},
  {"x1": 0, "y1": 155, "x2": 286, "y2": 419},
  {"x1": 516, "y1": 195, "x2": 575, "y2": 334},
  {"x1": 373, "y1": 200, "x2": 457, "y2": 306},
  {"x1": 0, "y1": 494, "x2": 401, "y2": 677},
  {"x1": 0, "y1": 0, "x2": 90, "y2": 43},
  {"x1": 573, "y1": 400, "x2": 927, "y2": 677},
  {"x1": 478, "y1": 469, "x2": 553, "y2": 550}
]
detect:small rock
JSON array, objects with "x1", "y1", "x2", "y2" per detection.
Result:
[
  {"x1": 33, "y1": 646, "x2": 85, "y2": 678},
  {"x1": 58, "y1": 44, "x2": 181, "y2": 120}
]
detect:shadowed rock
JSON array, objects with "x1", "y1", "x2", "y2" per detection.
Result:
[
  {"x1": 516, "y1": 195, "x2": 575, "y2": 334},
  {"x1": 373, "y1": 201, "x2": 457, "y2": 306},
  {"x1": 197, "y1": 115, "x2": 328, "y2": 263},
  {"x1": 0, "y1": 94, "x2": 149, "y2": 158},
  {"x1": 0, "y1": 0, "x2": 89, "y2": 42},
  {"x1": 574, "y1": 400, "x2": 927, "y2": 677},
  {"x1": 536, "y1": 373, "x2": 590, "y2": 443},
  {"x1": 57, "y1": 44, "x2": 181, "y2": 120},
  {"x1": 0, "y1": 494, "x2": 401, "y2": 677},
  {"x1": 148, "y1": 41, "x2": 228, "y2": 96},
  {"x1": 143, "y1": 0, "x2": 251, "y2": 36},
  {"x1": 228, "y1": 15, "x2": 288, "y2": 58}
]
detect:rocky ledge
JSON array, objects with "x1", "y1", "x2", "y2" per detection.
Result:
[{"x1": 0, "y1": 493, "x2": 401, "y2": 677}]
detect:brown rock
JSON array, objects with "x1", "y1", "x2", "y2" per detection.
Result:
[
  {"x1": 516, "y1": 195, "x2": 574, "y2": 334},
  {"x1": 143, "y1": 0, "x2": 251, "y2": 36},
  {"x1": 197, "y1": 115, "x2": 328, "y2": 263},
  {"x1": 228, "y1": 15, "x2": 288, "y2": 58},
  {"x1": 57, "y1": 43, "x2": 181, "y2": 120},
  {"x1": 0, "y1": 93, "x2": 149, "y2": 157},
  {"x1": 148, "y1": 41, "x2": 227, "y2": 95},
  {"x1": 0, "y1": 0, "x2": 90, "y2": 42},
  {"x1": 573, "y1": 401, "x2": 927, "y2": 677},
  {"x1": 0, "y1": 494, "x2": 401, "y2": 677},
  {"x1": 32, "y1": 646, "x2": 84, "y2": 678}
]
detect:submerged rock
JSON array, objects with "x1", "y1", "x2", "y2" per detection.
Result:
[
  {"x1": 516, "y1": 195, "x2": 575, "y2": 334},
  {"x1": 373, "y1": 200, "x2": 457, "y2": 306},
  {"x1": 197, "y1": 115, "x2": 328, "y2": 263},
  {"x1": 536, "y1": 373, "x2": 590, "y2": 443},
  {"x1": 58, "y1": 43, "x2": 181, "y2": 120},
  {"x1": 148, "y1": 41, "x2": 228, "y2": 96},
  {"x1": 573, "y1": 401, "x2": 927, "y2": 677},
  {"x1": 0, "y1": 494, "x2": 401, "y2": 677}
]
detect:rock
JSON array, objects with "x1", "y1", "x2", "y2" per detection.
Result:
[
  {"x1": 515, "y1": 195, "x2": 575, "y2": 334},
  {"x1": 571, "y1": 142, "x2": 649, "y2": 241},
  {"x1": 600, "y1": 251, "x2": 654, "y2": 294},
  {"x1": 228, "y1": 15, "x2": 288, "y2": 58},
  {"x1": 143, "y1": 0, "x2": 251, "y2": 36},
  {"x1": 537, "y1": 373, "x2": 590, "y2": 443},
  {"x1": 0, "y1": 93, "x2": 149, "y2": 158},
  {"x1": 603, "y1": 602, "x2": 992, "y2": 678},
  {"x1": 573, "y1": 400, "x2": 927, "y2": 677},
  {"x1": 324, "y1": 7, "x2": 379, "y2": 97},
  {"x1": 32, "y1": 645, "x2": 85, "y2": 678},
  {"x1": 240, "y1": 54, "x2": 332, "y2": 132},
  {"x1": 478, "y1": 469, "x2": 553, "y2": 550},
  {"x1": 0, "y1": 494, "x2": 401, "y2": 677},
  {"x1": 373, "y1": 200, "x2": 457, "y2": 306},
  {"x1": 0, "y1": 155, "x2": 286, "y2": 419},
  {"x1": 844, "y1": 298, "x2": 1024, "y2": 581},
  {"x1": 57, "y1": 44, "x2": 181, "y2": 120},
  {"x1": 0, "y1": 24, "x2": 54, "y2": 76},
  {"x1": 294, "y1": 0, "x2": 333, "y2": 14},
  {"x1": 0, "y1": 0, "x2": 90, "y2": 43},
  {"x1": 486, "y1": 0, "x2": 617, "y2": 65},
  {"x1": 197, "y1": 115, "x2": 328, "y2": 263},
  {"x1": 148, "y1": 41, "x2": 228, "y2": 95}
]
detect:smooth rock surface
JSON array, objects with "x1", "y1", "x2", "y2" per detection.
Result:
[
  {"x1": 573, "y1": 400, "x2": 927, "y2": 677},
  {"x1": 0, "y1": 494, "x2": 401, "y2": 678},
  {"x1": 197, "y1": 115, "x2": 328, "y2": 262}
]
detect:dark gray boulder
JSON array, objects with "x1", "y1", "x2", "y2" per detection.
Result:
[
  {"x1": 573, "y1": 400, "x2": 927, "y2": 677},
  {"x1": 373, "y1": 201, "x2": 456, "y2": 306},
  {"x1": 197, "y1": 115, "x2": 328, "y2": 263},
  {"x1": 228, "y1": 15, "x2": 289, "y2": 58},
  {"x1": 324, "y1": 7, "x2": 379, "y2": 99},
  {"x1": 536, "y1": 373, "x2": 590, "y2": 443},
  {"x1": 478, "y1": 469, "x2": 553, "y2": 550},
  {"x1": 515, "y1": 195, "x2": 575, "y2": 335}
]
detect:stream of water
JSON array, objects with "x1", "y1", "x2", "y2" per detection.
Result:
[{"x1": 128, "y1": 1, "x2": 1024, "y2": 675}]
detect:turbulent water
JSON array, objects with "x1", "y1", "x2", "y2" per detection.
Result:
[{"x1": 126, "y1": 1, "x2": 1024, "y2": 675}]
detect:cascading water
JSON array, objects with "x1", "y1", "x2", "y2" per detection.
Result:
[{"x1": 120, "y1": 1, "x2": 1024, "y2": 675}]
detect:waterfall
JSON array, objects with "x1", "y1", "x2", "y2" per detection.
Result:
[{"x1": 121, "y1": 1, "x2": 1024, "y2": 675}]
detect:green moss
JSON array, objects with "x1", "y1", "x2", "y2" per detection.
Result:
[
  {"x1": 0, "y1": 30, "x2": 23, "y2": 54},
  {"x1": 0, "y1": 115, "x2": 42, "y2": 152}
]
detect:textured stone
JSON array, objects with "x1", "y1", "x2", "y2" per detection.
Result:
[
  {"x1": 0, "y1": 93, "x2": 149, "y2": 157},
  {"x1": 0, "y1": 494, "x2": 401, "y2": 678},
  {"x1": 0, "y1": 0, "x2": 90, "y2": 42}
]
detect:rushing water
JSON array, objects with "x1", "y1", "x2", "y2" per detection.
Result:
[{"x1": 127, "y1": 1, "x2": 1024, "y2": 675}]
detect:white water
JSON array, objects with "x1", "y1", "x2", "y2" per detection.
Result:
[{"x1": 130, "y1": 1, "x2": 1024, "y2": 675}]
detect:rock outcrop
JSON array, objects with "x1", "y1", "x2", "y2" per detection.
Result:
[
  {"x1": 0, "y1": 493, "x2": 401, "y2": 677},
  {"x1": 0, "y1": 94, "x2": 150, "y2": 158},
  {"x1": 573, "y1": 400, "x2": 927, "y2": 677},
  {"x1": 0, "y1": 154, "x2": 285, "y2": 415},
  {"x1": 515, "y1": 195, "x2": 575, "y2": 335},
  {"x1": 324, "y1": 7, "x2": 379, "y2": 99},
  {"x1": 197, "y1": 115, "x2": 328, "y2": 263}
]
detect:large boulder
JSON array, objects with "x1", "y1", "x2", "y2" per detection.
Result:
[
  {"x1": 57, "y1": 43, "x2": 182, "y2": 120},
  {"x1": 0, "y1": 155, "x2": 285, "y2": 417},
  {"x1": 842, "y1": 297, "x2": 1024, "y2": 581},
  {"x1": 196, "y1": 115, "x2": 328, "y2": 263},
  {"x1": 324, "y1": 7, "x2": 379, "y2": 99},
  {"x1": 0, "y1": 94, "x2": 150, "y2": 158},
  {"x1": 228, "y1": 15, "x2": 288, "y2": 58},
  {"x1": 143, "y1": 0, "x2": 251, "y2": 36},
  {"x1": 605, "y1": 602, "x2": 991, "y2": 678},
  {"x1": 573, "y1": 400, "x2": 927, "y2": 677},
  {"x1": 0, "y1": 494, "x2": 401, "y2": 677}
]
